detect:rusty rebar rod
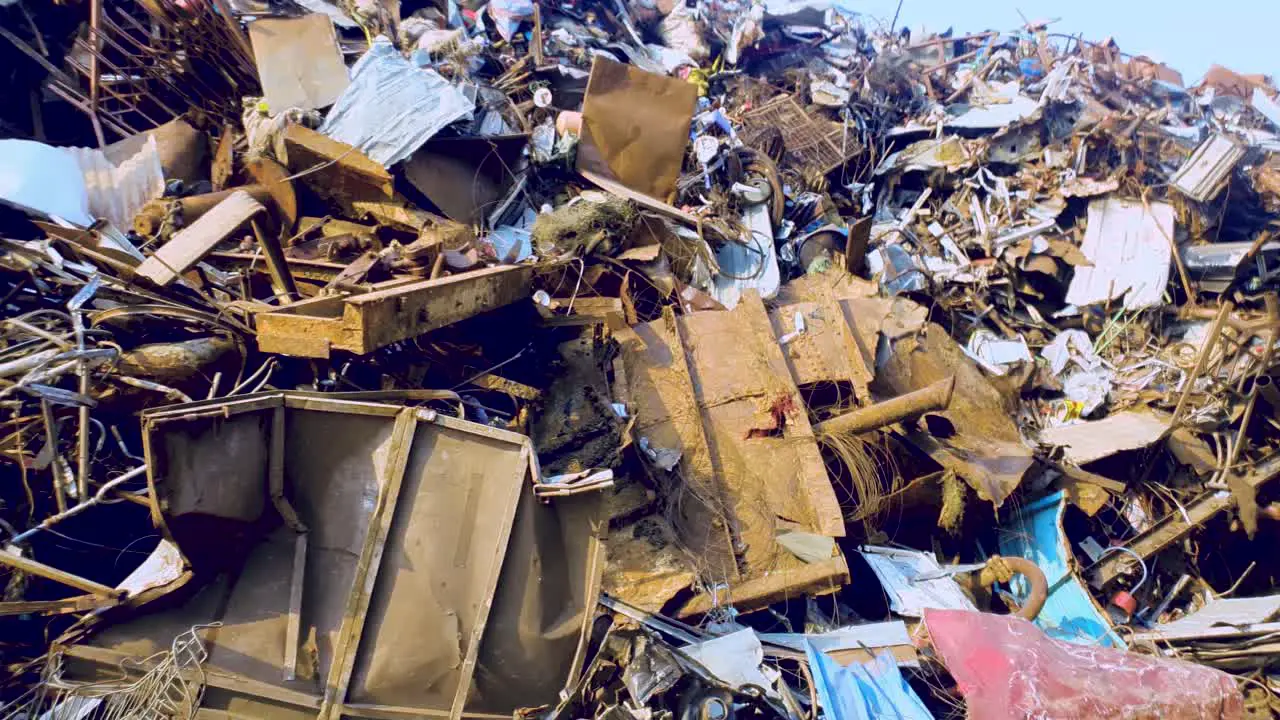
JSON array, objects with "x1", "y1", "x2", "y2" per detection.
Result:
[
  {"x1": 68, "y1": 40, "x2": 175, "y2": 124},
  {"x1": 99, "y1": 13, "x2": 212, "y2": 109},
  {"x1": 89, "y1": 0, "x2": 105, "y2": 146},
  {"x1": 47, "y1": 83, "x2": 137, "y2": 138},
  {"x1": 65, "y1": 49, "x2": 168, "y2": 128}
]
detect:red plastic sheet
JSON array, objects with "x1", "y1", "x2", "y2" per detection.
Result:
[{"x1": 923, "y1": 609, "x2": 1243, "y2": 720}]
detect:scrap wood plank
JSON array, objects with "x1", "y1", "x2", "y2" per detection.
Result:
[
  {"x1": 136, "y1": 190, "x2": 264, "y2": 286},
  {"x1": 1089, "y1": 452, "x2": 1280, "y2": 588},
  {"x1": 255, "y1": 265, "x2": 534, "y2": 358}
]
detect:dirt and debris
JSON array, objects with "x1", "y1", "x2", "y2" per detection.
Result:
[{"x1": 2, "y1": 1, "x2": 1280, "y2": 718}]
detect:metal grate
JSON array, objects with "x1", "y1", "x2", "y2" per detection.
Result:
[{"x1": 741, "y1": 96, "x2": 852, "y2": 175}]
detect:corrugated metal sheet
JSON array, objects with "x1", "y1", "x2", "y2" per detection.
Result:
[
  {"x1": 1171, "y1": 133, "x2": 1245, "y2": 203},
  {"x1": 1065, "y1": 197, "x2": 1174, "y2": 311},
  {"x1": 319, "y1": 37, "x2": 473, "y2": 167},
  {"x1": 66, "y1": 136, "x2": 165, "y2": 231}
]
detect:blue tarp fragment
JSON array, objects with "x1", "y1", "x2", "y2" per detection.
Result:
[
  {"x1": 804, "y1": 641, "x2": 932, "y2": 720},
  {"x1": 999, "y1": 490, "x2": 1126, "y2": 648}
]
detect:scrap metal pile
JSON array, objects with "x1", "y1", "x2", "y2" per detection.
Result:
[{"x1": 3, "y1": 0, "x2": 1280, "y2": 717}]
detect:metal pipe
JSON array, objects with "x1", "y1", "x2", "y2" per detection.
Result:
[
  {"x1": 0, "y1": 349, "x2": 59, "y2": 379},
  {"x1": 1179, "y1": 305, "x2": 1279, "y2": 335},
  {"x1": 1258, "y1": 375, "x2": 1280, "y2": 412},
  {"x1": 251, "y1": 218, "x2": 299, "y2": 302},
  {"x1": 40, "y1": 400, "x2": 68, "y2": 513},
  {"x1": 10, "y1": 464, "x2": 148, "y2": 545},
  {"x1": 133, "y1": 186, "x2": 275, "y2": 236},
  {"x1": 87, "y1": 0, "x2": 108, "y2": 146},
  {"x1": 1148, "y1": 573, "x2": 1192, "y2": 623},
  {"x1": 815, "y1": 376, "x2": 956, "y2": 436}
]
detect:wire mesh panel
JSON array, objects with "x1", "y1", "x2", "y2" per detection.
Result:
[
  {"x1": 740, "y1": 96, "x2": 851, "y2": 176},
  {"x1": 0, "y1": 624, "x2": 214, "y2": 720}
]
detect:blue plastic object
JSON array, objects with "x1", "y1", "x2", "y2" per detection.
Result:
[
  {"x1": 999, "y1": 491, "x2": 1125, "y2": 648},
  {"x1": 804, "y1": 642, "x2": 933, "y2": 720}
]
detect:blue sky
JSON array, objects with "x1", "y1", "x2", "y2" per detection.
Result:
[{"x1": 846, "y1": 0, "x2": 1278, "y2": 86}]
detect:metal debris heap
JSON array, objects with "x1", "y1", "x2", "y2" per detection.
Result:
[{"x1": 1, "y1": 1, "x2": 1279, "y2": 718}]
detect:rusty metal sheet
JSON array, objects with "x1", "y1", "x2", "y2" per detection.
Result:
[
  {"x1": 254, "y1": 265, "x2": 534, "y2": 358},
  {"x1": 874, "y1": 322, "x2": 1034, "y2": 507},
  {"x1": 617, "y1": 291, "x2": 846, "y2": 615},
  {"x1": 248, "y1": 15, "x2": 350, "y2": 113},
  {"x1": 403, "y1": 134, "x2": 527, "y2": 225},
  {"x1": 64, "y1": 391, "x2": 600, "y2": 720},
  {"x1": 281, "y1": 124, "x2": 394, "y2": 205},
  {"x1": 576, "y1": 56, "x2": 696, "y2": 203},
  {"x1": 768, "y1": 271, "x2": 1027, "y2": 508}
]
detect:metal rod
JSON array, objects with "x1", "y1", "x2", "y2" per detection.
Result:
[
  {"x1": 98, "y1": 13, "x2": 209, "y2": 110},
  {"x1": 1173, "y1": 301, "x2": 1234, "y2": 424},
  {"x1": 68, "y1": 277, "x2": 101, "y2": 503},
  {"x1": 69, "y1": 40, "x2": 174, "y2": 125},
  {"x1": 252, "y1": 219, "x2": 300, "y2": 302},
  {"x1": 1148, "y1": 574, "x2": 1192, "y2": 623},
  {"x1": 47, "y1": 83, "x2": 137, "y2": 138},
  {"x1": 40, "y1": 400, "x2": 68, "y2": 514},
  {"x1": 9, "y1": 464, "x2": 148, "y2": 545},
  {"x1": 88, "y1": 0, "x2": 106, "y2": 146},
  {"x1": 815, "y1": 376, "x2": 956, "y2": 436},
  {"x1": 0, "y1": 25, "x2": 82, "y2": 91}
]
